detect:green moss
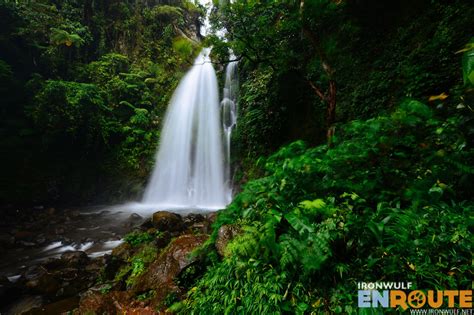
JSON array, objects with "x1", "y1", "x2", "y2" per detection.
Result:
[
  {"x1": 124, "y1": 230, "x2": 162, "y2": 247},
  {"x1": 137, "y1": 290, "x2": 156, "y2": 301},
  {"x1": 114, "y1": 244, "x2": 158, "y2": 288}
]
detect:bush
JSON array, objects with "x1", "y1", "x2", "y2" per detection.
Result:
[{"x1": 27, "y1": 80, "x2": 110, "y2": 146}]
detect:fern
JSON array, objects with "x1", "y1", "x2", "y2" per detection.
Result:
[
  {"x1": 279, "y1": 235, "x2": 302, "y2": 269},
  {"x1": 445, "y1": 156, "x2": 474, "y2": 174}
]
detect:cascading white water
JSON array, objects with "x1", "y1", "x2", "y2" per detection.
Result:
[
  {"x1": 142, "y1": 48, "x2": 229, "y2": 210},
  {"x1": 221, "y1": 58, "x2": 239, "y2": 198}
]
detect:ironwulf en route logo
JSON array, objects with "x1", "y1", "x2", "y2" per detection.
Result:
[{"x1": 357, "y1": 282, "x2": 473, "y2": 313}]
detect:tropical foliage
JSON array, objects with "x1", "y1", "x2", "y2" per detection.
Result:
[
  {"x1": 177, "y1": 100, "x2": 473, "y2": 314},
  {"x1": 0, "y1": 0, "x2": 201, "y2": 203}
]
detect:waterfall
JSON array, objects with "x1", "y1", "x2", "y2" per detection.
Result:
[
  {"x1": 221, "y1": 58, "x2": 239, "y2": 199},
  {"x1": 142, "y1": 48, "x2": 229, "y2": 210}
]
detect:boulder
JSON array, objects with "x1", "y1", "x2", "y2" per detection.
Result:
[
  {"x1": 215, "y1": 224, "x2": 241, "y2": 256},
  {"x1": 27, "y1": 296, "x2": 79, "y2": 314},
  {"x1": 61, "y1": 251, "x2": 89, "y2": 267},
  {"x1": 111, "y1": 242, "x2": 135, "y2": 261},
  {"x1": 184, "y1": 214, "x2": 210, "y2": 234},
  {"x1": 183, "y1": 213, "x2": 205, "y2": 226},
  {"x1": 153, "y1": 231, "x2": 171, "y2": 249},
  {"x1": 75, "y1": 290, "x2": 132, "y2": 314},
  {"x1": 24, "y1": 251, "x2": 99, "y2": 298},
  {"x1": 25, "y1": 272, "x2": 61, "y2": 295},
  {"x1": 123, "y1": 213, "x2": 144, "y2": 228},
  {"x1": 132, "y1": 234, "x2": 208, "y2": 298},
  {"x1": 140, "y1": 218, "x2": 154, "y2": 230},
  {"x1": 151, "y1": 211, "x2": 184, "y2": 232},
  {"x1": 101, "y1": 255, "x2": 125, "y2": 282},
  {"x1": 189, "y1": 221, "x2": 211, "y2": 234},
  {"x1": 3, "y1": 295, "x2": 43, "y2": 315}
]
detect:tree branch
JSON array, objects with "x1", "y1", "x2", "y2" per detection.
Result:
[{"x1": 307, "y1": 80, "x2": 326, "y2": 101}]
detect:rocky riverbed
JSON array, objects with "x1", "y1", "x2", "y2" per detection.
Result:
[{"x1": 0, "y1": 206, "x2": 233, "y2": 314}]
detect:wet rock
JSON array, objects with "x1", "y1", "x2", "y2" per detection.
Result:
[
  {"x1": 140, "y1": 219, "x2": 154, "y2": 230},
  {"x1": 132, "y1": 234, "x2": 208, "y2": 298},
  {"x1": 26, "y1": 272, "x2": 61, "y2": 295},
  {"x1": 61, "y1": 251, "x2": 89, "y2": 267},
  {"x1": 153, "y1": 231, "x2": 172, "y2": 249},
  {"x1": 4, "y1": 295, "x2": 43, "y2": 315},
  {"x1": 27, "y1": 296, "x2": 79, "y2": 314},
  {"x1": 47, "y1": 207, "x2": 56, "y2": 215},
  {"x1": 215, "y1": 224, "x2": 241, "y2": 256},
  {"x1": 192, "y1": 222, "x2": 211, "y2": 234},
  {"x1": 151, "y1": 211, "x2": 184, "y2": 232},
  {"x1": 23, "y1": 251, "x2": 98, "y2": 299},
  {"x1": 75, "y1": 290, "x2": 132, "y2": 314},
  {"x1": 97, "y1": 255, "x2": 123, "y2": 282},
  {"x1": 85, "y1": 257, "x2": 104, "y2": 273},
  {"x1": 183, "y1": 213, "x2": 205, "y2": 226},
  {"x1": 79, "y1": 290, "x2": 159, "y2": 314},
  {"x1": 116, "y1": 305, "x2": 158, "y2": 314},
  {"x1": 111, "y1": 242, "x2": 135, "y2": 261},
  {"x1": 183, "y1": 214, "x2": 211, "y2": 234},
  {"x1": 206, "y1": 211, "x2": 219, "y2": 225},
  {"x1": 129, "y1": 213, "x2": 143, "y2": 220},
  {"x1": 123, "y1": 213, "x2": 144, "y2": 228}
]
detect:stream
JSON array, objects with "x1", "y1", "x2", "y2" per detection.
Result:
[{"x1": 0, "y1": 205, "x2": 148, "y2": 281}]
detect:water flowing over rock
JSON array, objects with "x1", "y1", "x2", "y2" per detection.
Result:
[{"x1": 142, "y1": 48, "x2": 230, "y2": 210}]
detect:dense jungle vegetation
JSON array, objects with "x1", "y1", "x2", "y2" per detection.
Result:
[
  {"x1": 0, "y1": 0, "x2": 203, "y2": 204},
  {"x1": 0, "y1": 0, "x2": 473, "y2": 314}
]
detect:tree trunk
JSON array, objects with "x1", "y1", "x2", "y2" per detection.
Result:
[
  {"x1": 326, "y1": 80, "x2": 336, "y2": 146},
  {"x1": 302, "y1": 27, "x2": 337, "y2": 145},
  {"x1": 307, "y1": 78, "x2": 337, "y2": 146}
]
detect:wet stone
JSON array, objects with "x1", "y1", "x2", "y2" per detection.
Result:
[
  {"x1": 151, "y1": 211, "x2": 184, "y2": 232},
  {"x1": 75, "y1": 290, "x2": 132, "y2": 314},
  {"x1": 3, "y1": 295, "x2": 44, "y2": 315},
  {"x1": 132, "y1": 234, "x2": 208, "y2": 298},
  {"x1": 61, "y1": 251, "x2": 89, "y2": 267},
  {"x1": 153, "y1": 231, "x2": 171, "y2": 249},
  {"x1": 206, "y1": 211, "x2": 219, "y2": 225},
  {"x1": 140, "y1": 218, "x2": 154, "y2": 230},
  {"x1": 111, "y1": 242, "x2": 135, "y2": 261},
  {"x1": 183, "y1": 213, "x2": 206, "y2": 226}
]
